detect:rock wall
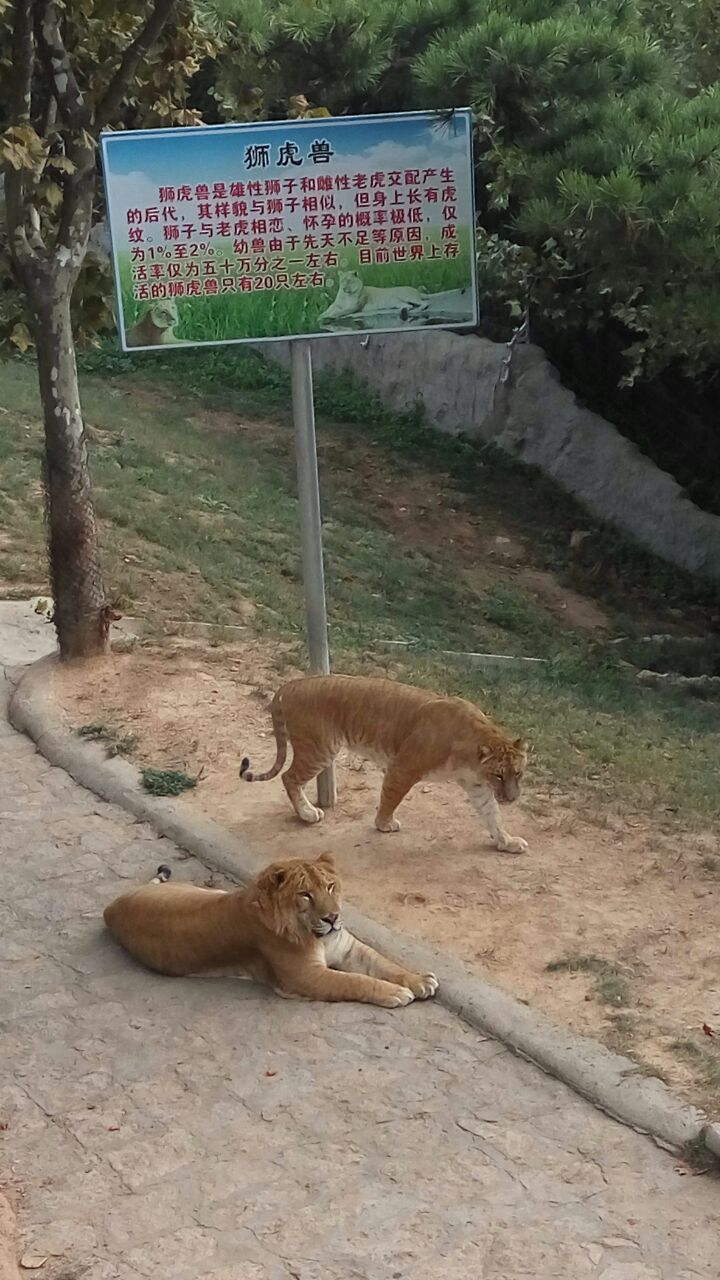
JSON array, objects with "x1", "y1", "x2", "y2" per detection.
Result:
[{"x1": 266, "y1": 331, "x2": 720, "y2": 585}]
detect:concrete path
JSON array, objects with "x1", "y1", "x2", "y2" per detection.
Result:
[{"x1": 1, "y1": 635, "x2": 718, "y2": 1279}]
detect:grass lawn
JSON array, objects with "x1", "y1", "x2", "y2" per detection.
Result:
[{"x1": 0, "y1": 348, "x2": 718, "y2": 827}]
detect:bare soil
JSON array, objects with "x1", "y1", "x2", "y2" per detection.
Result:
[{"x1": 53, "y1": 645, "x2": 720, "y2": 1115}]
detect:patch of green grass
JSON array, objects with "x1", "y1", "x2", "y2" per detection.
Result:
[
  {"x1": 479, "y1": 584, "x2": 556, "y2": 642},
  {"x1": 546, "y1": 953, "x2": 632, "y2": 1007},
  {"x1": 681, "y1": 1135, "x2": 718, "y2": 1174},
  {"x1": 546, "y1": 954, "x2": 612, "y2": 976},
  {"x1": 141, "y1": 767, "x2": 197, "y2": 797},
  {"x1": 604, "y1": 1012, "x2": 637, "y2": 1053},
  {"x1": 672, "y1": 1039, "x2": 720, "y2": 1086},
  {"x1": 77, "y1": 723, "x2": 138, "y2": 758},
  {"x1": 77, "y1": 723, "x2": 110, "y2": 740},
  {"x1": 595, "y1": 973, "x2": 631, "y2": 1008},
  {"x1": 672, "y1": 1040, "x2": 720, "y2": 1122}
]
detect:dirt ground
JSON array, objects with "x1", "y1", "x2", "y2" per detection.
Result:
[{"x1": 53, "y1": 645, "x2": 720, "y2": 1114}]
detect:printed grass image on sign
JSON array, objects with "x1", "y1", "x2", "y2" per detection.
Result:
[{"x1": 101, "y1": 111, "x2": 477, "y2": 350}]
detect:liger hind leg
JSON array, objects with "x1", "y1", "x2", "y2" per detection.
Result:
[{"x1": 282, "y1": 739, "x2": 336, "y2": 824}]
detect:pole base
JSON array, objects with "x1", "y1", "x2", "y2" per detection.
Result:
[{"x1": 317, "y1": 765, "x2": 337, "y2": 810}]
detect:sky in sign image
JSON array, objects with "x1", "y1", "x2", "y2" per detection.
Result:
[{"x1": 101, "y1": 110, "x2": 478, "y2": 349}]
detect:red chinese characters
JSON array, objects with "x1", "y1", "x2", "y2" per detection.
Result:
[{"x1": 126, "y1": 158, "x2": 463, "y2": 302}]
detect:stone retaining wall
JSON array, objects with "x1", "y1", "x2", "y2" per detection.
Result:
[{"x1": 267, "y1": 331, "x2": 720, "y2": 585}]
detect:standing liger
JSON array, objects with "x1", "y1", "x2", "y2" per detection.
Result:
[{"x1": 241, "y1": 675, "x2": 529, "y2": 853}]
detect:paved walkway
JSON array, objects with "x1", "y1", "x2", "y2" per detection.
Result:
[{"x1": 1, "y1": 644, "x2": 718, "y2": 1280}]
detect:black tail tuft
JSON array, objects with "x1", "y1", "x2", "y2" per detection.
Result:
[
  {"x1": 156, "y1": 865, "x2": 172, "y2": 883},
  {"x1": 239, "y1": 756, "x2": 253, "y2": 781}
]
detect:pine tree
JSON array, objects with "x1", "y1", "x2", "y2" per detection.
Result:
[
  {"x1": 201, "y1": 0, "x2": 720, "y2": 383},
  {"x1": 639, "y1": 0, "x2": 720, "y2": 90}
]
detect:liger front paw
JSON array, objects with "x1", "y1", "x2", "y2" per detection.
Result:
[
  {"x1": 379, "y1": 985, "x2": 415, "y2": 1008},
  {"x1": 497, "y1": 834, "x2": 528, "y2": 855},
  {"x1": 299, "y1": 805, "x2": 325, "y2": 825},
  {"x1": 406, "y1": 972, "x2": 438, "y2": 999}
]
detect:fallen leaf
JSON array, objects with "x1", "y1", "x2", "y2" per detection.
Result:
[
  {"x1": 9, "y1": 322, "x2": 33, "y2": 354},
  {"x1": 265, "y1": 1070, "x2": 277, "y2": 1078},
  {"x1": 20, "y1": 1254, "x2": 48, "y2": 1270},
  {"x1": 702, "y1": 1023, "x2": 716, "y2": 1037}
]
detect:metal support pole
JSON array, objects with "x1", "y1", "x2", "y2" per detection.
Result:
[{"x1": 291, "y1": 339, "x2": 336, "y2": 809}]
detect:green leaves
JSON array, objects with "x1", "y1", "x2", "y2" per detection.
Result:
[{"x1": 412, "y1": 2, "x2": 720, "y2": 380}]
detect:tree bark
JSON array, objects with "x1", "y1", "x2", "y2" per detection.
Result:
[
  {"x1": 33, "y1": 280, "x2": 108, "y2": 659},
  {"x1": 6, "y1": 0, "x2": 184, "y2": 662}
]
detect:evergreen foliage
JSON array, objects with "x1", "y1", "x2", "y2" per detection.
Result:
[{"x1": 199, "y1": 0, "x2": 720, "y2": 383}]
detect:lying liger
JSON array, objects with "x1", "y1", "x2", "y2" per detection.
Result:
[
  {"x1": 241, "y1": 674, "x2": 529, "y2": 854},
  {"x1": 103, "y1": 854, "x2": 438, "y2": 1008}
]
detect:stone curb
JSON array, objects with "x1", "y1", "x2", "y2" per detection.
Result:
[{"x1": 8, "y1": 654, "x2": 720, "y2": 1162}]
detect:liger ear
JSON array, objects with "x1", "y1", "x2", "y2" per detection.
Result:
[
  {"x1": 257, "y1": 863, "x2": 287, "y2": 892},
  {"x1": 514, "y1": 737, "x2": 529, "y2": 752},
  {"x1": 316, "y1": 852, "x2": 336, "y2": 871}
]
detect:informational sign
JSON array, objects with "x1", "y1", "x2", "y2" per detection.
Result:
[{"x1": 101, "y1": 110, "x2": 477, "y2": 351}]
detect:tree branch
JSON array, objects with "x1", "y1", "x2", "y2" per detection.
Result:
[
  {"x1": 5, "y1": 2, "x2": 40, "y2": 267},
  {"x1": 95, "y1": 0, "x2": 180, "y2": 131},
  {"x1": 11, "y1": 0, "x2": 35, "y2": 124},
  {"x1": 56, "y1": 154, "x2": 94, "y2": 260},
  {"x1": 26, "y1": 201, "x2": 47, "y2": 252},
  {"x1": 35, "y1": 87, "x2": 58, "y2": 138},
  {"x1": 35, "y1": 1, "x2": 90, "y2": 130},
  {"x1": 4, "y1": 172, "x2": 33, "y2": 272}
]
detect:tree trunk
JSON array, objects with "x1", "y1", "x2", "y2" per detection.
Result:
[{"x1": 33, "y1": 282, "x2": 108, "y2": 659}]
